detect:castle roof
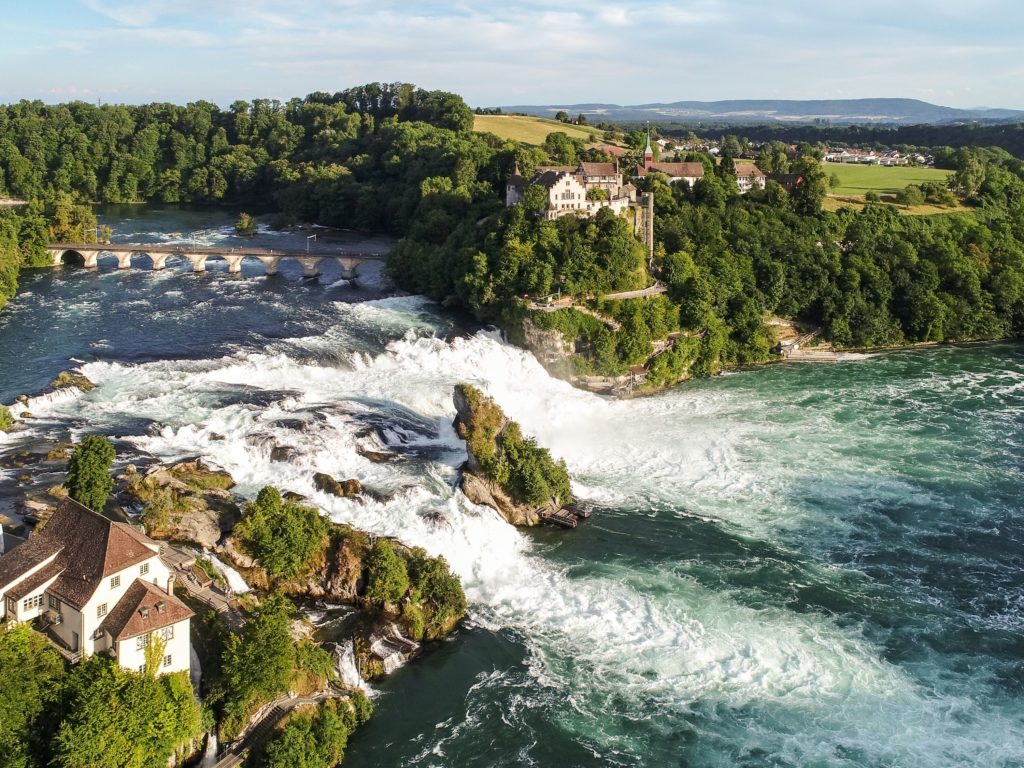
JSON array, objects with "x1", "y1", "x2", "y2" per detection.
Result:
[{"x1": 580, "y1": 162, "x2": 618, "y2": 177}]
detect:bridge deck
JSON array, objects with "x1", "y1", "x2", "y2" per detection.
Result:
[{"x1": 49, "y1": 242, "x2": 388, "y2": 259}]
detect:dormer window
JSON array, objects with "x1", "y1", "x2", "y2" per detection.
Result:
[
  {"x1": 110, "y1": 575, "x2": 121, "y2": 589},
  {"x1": 140, "y1": 606, "x2": 150, "y2": 619}
]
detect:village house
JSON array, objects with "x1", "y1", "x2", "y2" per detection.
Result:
[
  {"x1": 634, "y1": 132, "x2": 706, "y2": 186},
  {"x1": 506, "y1": 161, "x2": 635, "y2": 219},
  {"x1": 0, "y1": 498, "x2": 192, "y2": 674},
  {"x1": 734, "y1": 162, "x2": 767, "y2": 193},
  {"x1": 768, "y1": 172, "x2": 806, "y2": 193}
]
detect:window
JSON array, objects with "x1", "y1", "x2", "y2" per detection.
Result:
[
  {"x1": 135, "y1": 634, "x2": 150, "y2": 651},
  {"x1": 110, "y1": 575, "x2": 121, "y2": 589},
  {"x1": 97, "y1": 603, "x2": 108, "y2": 618},
  {"x1": 163, "y1": 654, "x2": 172, "y2": 668},
  {"x1": 140, "y1": 563, "x2": 149, "y2": 576},
  {"x1": 48, "y1": 594, "x2": 60, "y2": 610},
  {"x1": 160, "y1": 626, "x2": 174, "y2": 641},
  {"x1": 22, "y1": 595, "x2": 43, "y2": 611}
]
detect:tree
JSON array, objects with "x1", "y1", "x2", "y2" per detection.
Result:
[
  {"x1": 234, "y1": 211, "x2": 258, "y2": 235},
  {"x1": 364, "y1": 539, "x2": 410, "y2": 606},
  {"x1": 221, "y1": 593, "x2": 295, "y2": 720},
  {"x1": 53, "y1": 657, "x2": 202, "y2": 768},
  {"x1": 64, "y1": 435, "x2": 115, "y2": 512},
  {"x1": 0, "y1": 623, "x2": 65, "y2": 768},
  {"x1": 790, "y1": 155, "x2": 828, "y2": 215},
  {"x1": 554, "y1": 111, "x2": 569, "y2": 123},
  {"x1": 236, "y1": 486, "x2": 330, "y2": 581}
]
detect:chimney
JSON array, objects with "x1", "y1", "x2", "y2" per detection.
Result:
[{"x1": 166, "y1": 576, "x2": 174, "y2": 596}]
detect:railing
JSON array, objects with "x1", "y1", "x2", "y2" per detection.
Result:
[{"x1": 48, "y1": 243, "x2": 389, "y2": 260}]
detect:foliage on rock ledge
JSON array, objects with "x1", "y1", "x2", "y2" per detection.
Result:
[{"x1": 454, "y1": 383, "x2": 572, "y2": 508}]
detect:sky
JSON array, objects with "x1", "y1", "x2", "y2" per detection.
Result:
[{"x1": 1, "y1": 0, "x2": 1022, "y2": 109}]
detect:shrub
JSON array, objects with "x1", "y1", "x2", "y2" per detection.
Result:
[
  {"x1": 407, "y1": 549, "x2": 467, "y2": 637},
  {"x1": 0, "y1": 404, "x2": 13, "y2": 431},
  {"x1": 234, "y1": 212, "x2": 258, "y2": 235},
  {"x1": 364, "y1": 539, "x2": 410, "y2": 607}
]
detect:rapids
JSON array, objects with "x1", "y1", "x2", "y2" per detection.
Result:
[{"x1": 1, "y1": 209, "x2": 1022, "y2": 767}]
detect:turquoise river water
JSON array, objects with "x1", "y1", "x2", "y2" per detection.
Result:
[{"x1": 0, "y1": 209, "x2": 1021, "y2": 767}]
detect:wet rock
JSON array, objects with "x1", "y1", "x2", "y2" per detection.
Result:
[
  {"x1": 461, "y1": 471, "x2": 542, "y2": 527},
  {"x1": 46, "y1": 444, "x2": 70, "y2": 461},
  {"x1": 283, "y1": 491, "x2": 307, "y2": 502},
  {"x1": 121, "y1": 459, "x2": 239, "y2": 550},
  {"x1": 19, "y1": 412, "x2": 31, "y2": 419},
  {"x1": 22, "y1": 498, "x2": 57, "y2": 526},
  {"x1": 49, "y1": 370, "x2": 96, "y2": 392},
  {"x1": 314, "y1": 472, "x2": 346, "y2": 497},
  {"x1": 355, "y1": 445, "x2": 399, "y2": 463},
  {"x1": 355, "y1": 621, "x2": 420, "y2": 680},
  {"x1": 342, "y1": 478, "x2": 362, "y2": 496},
  {"x1": 270, "y1": 445, "x2": 297, "y2": 463}
]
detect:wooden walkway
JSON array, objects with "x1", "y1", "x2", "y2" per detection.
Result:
[
  {"x1": 212, "y1": 690, "x2": 344, "y2": 768},
  {"x1": 160, "y1": 547, "x2": 244, "y2": 630}
]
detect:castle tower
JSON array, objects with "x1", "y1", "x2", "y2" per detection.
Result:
[{"x1": 643, "y1": 122, "x2": 654, "y2": 170}]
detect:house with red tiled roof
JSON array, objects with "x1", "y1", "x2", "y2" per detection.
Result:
[
  {"x1": 634, "y1": 128, "x2": 706, "y2": 186},
  {"x1": 0, "y1": 498, "x2": 192, "y2": 674}
]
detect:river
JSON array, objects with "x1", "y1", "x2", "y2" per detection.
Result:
[{"x1": 1, "y1": 208, "x2": 1022, "y2": 767}]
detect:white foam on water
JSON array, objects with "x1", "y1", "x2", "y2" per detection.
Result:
[
  {"x1": 34, "y1": 297, "x2": 1024, "y2": 766},
  {"x1": 204, "y1": 552, "x2": 250, "y2": 594}
]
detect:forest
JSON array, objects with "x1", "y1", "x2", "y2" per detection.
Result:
[{"x1": 2, "y1": 83, "x2": 1024, "y2": 383}]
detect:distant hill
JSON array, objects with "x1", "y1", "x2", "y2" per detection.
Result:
[{"x1": 496, "y1": 98, "x2": 1024, "y2": 125}]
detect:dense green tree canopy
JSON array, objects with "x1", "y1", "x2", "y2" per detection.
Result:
[
  {"x1": 236, "y1": 485, "x2": 331, "y2": 581},
  {"x1": 0, "y1": 624, "x2": 65, "y2": 768},
  {"x1": 53, "y1": 657, "x2": 202, "y2": 768},
  {"x1": 64, "y1": 435, "x2": 116, "y2": 512}
]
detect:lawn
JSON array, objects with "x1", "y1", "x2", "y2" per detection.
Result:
[
  {"x1": 823, "y1": 162, "x2": 953, "y2": 196},
  {"x1": 473, "y1": 114, "x2": 606, "y2": 146}
]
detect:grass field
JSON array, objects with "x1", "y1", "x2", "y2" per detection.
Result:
[
  {"x1": 823, "y1": 162, "x2": 953, "y2": 196},
  {"x1": 473, "y1": 114, "x2": 606, "y2": 146},
  {"x1": 822, "y1": 196, "x2": 970, "y2": 217}
]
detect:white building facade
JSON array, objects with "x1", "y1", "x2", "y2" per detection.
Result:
[{"x1": 0, "y1": 499, "x2": 192, "y2": 675}]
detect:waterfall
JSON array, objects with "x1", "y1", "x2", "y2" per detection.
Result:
[
  {"x1": 198, "y1": 732, "x2": 218, "y2": 768},
  {"x1": 335, "y1": 639, "x2": 368, "y2": 692}
]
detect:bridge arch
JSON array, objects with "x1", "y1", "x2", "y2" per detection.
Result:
[{"x1": 57, "y1": 249, "x2": 87, "y2": 267}]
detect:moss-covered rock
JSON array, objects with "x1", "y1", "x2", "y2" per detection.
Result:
[
  {"x1": 452, "y1": 384, "x2": 574, "y2": 527},
  {"x1": 49, "y1": 370, "x2": 96, "y2": 392}
]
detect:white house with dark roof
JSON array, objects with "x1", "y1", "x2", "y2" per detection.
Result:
[
  {"x1": 0, "y1": 498, "x2": 192, "y2": 674},
  {"x1": 506, "y1": 161, "x2": 633, "y2": 220},
  {"x1": 734, "y1": 162, "x2": 767, "y2": 193}
]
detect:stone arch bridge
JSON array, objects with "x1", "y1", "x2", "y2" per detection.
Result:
[{"x1": 47, "y1": 242, "x2": 388, "y2": 280}]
